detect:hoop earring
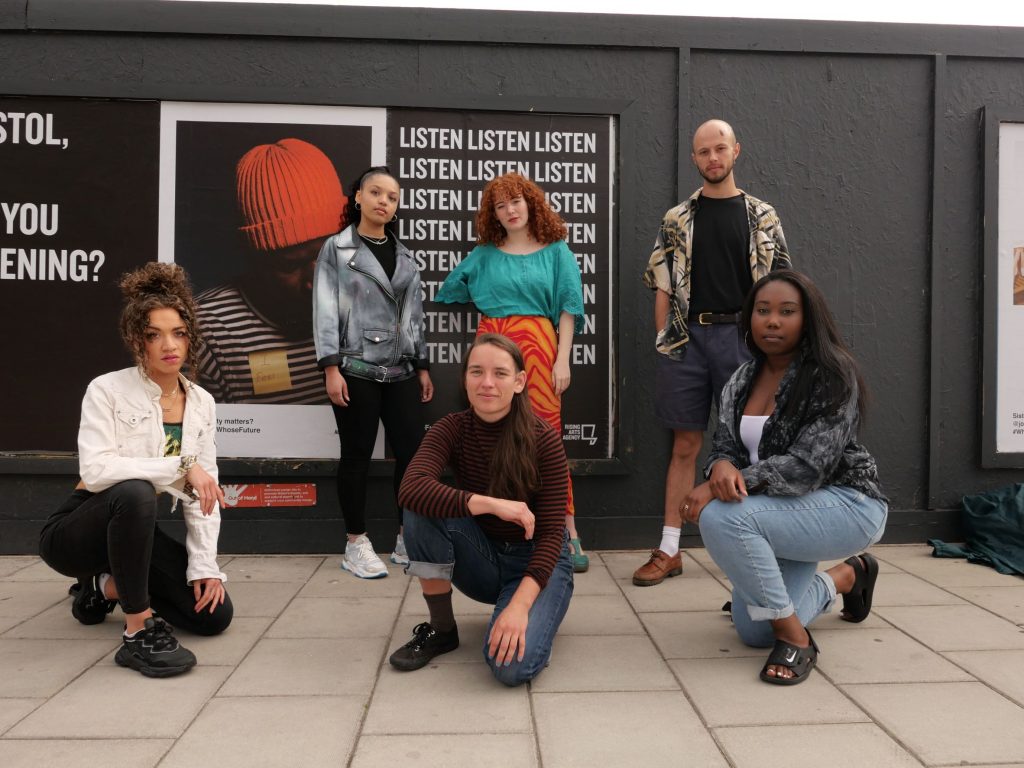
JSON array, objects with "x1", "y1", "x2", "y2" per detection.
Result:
[
  {"x1": 744, "y1": 331, "x2": 750, "y2": 347},
  {"x1": 391, "y1": 213, "x2": 398, "y2": 222},
  {"x1": 354, "y1": 202, "x2": 361, "y2": 210}
]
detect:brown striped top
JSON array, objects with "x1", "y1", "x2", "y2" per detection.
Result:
[{"x1": 398, "y1": 409, "x2": 569, "y2": 589}]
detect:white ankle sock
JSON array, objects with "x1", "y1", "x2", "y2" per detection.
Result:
[
  {"x1": 659, "y1": 526, "x2": 681, "y2": 557},
  {"x1": 97, "y1": 572, "x2": 111, "y2": 598}
]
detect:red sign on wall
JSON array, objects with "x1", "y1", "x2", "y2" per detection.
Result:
[{"x1": 220, "y1": 483, "x2": 317, "y2": 508}]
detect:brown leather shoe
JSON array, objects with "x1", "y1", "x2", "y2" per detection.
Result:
[{"x1": 632, "y1": 549, "x2": 683, "y2": 586}]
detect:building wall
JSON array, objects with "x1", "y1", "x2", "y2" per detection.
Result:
[{"x1": 2, "y1": 0, "x2": 1022, "y2": 552}]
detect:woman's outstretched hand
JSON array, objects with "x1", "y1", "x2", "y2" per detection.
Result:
[
  {"x1": 192, "y1": 577, "x2": 226, "y2": 613},
  {"x1": 488, "y1": 600, "x2": 529, "y2": 666},
  {"x1": 552, "y1": 359, "x2": 571, "y2": 395}
]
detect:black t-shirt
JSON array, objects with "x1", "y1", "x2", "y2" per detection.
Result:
[
  {"x1": 360, "y1": 234, "x2": 397, "y2": 281},
  {"x1": 689, "y1": 194, "x2": 751, "y2": 314}
]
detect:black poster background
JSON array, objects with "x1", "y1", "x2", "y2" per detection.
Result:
[
  {"x1": 0, "y1": 98, "x2": 160, "y2": 452},
  {"x1": 388, "y1": 110, "x2": 614, "y2": 459}
]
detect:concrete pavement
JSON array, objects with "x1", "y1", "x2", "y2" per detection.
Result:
[{"x1": 2, "y1": 544, "x2": 1023, "y2": 767}]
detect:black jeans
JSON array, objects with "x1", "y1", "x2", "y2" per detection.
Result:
[
  {"x1": 331, "y1": 374, "x2": 425, "y2": 534},
  {"x1": 39, "y1": 480, "x2": 232, "y2": 636}
]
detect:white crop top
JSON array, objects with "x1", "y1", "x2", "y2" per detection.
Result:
[{"x1": 740, "y1": 415, "x2": 770, "y2": 464}]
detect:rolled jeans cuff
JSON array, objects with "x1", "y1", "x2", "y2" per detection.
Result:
[
  {"x1": 746, "y1": 601, "x2": 796, "y2": 622},
  {"x1": 406, "y1": 559, "x2": 454, "y2": 581}
]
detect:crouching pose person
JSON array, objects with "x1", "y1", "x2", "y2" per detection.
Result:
[
  {"x1": 682, "y1": 270, "x2": 887, "y2": 686},
  {"x1": 40, "y1": 263, "x2": 232, "y2": 678},
  {"x1": 390, "y1": 333, "x2": 574, "y2": 686}
]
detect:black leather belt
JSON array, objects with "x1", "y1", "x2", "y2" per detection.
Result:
[
  {"x1": 340, "y1": 357, "x2": 414, "y2": 382},
  {"x1": 689, "y1": 312, "x2": 741, "y2": 325}
]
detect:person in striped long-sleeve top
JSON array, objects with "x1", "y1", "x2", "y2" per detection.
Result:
[{"x1": 389, "y1": 333, "x2": 574, "y2": 686}]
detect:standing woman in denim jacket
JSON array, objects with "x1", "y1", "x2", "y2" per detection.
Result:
[
  {"x1": 681, "y1": 269, "x2": 887, "y2": 686},
  {"x1": 313, "y1": 166, "x2": 434, "y2": 579},
  {"x1": 39, "y1": 263, "x2": 232, "y2": 678}
]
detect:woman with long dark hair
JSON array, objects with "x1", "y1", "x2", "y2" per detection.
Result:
[
  {"x1": 682, "y1": 269, "x2": 887, "y2": 685},
  {"x1": 434, "y1": 173, "x2": 588, "y2": 571},
  {"x1": 313, "y1": 165, "x2": 434, "y2": 578},
  {"x1": 389, "y1": 333, "x2": 574, "y2": 686},
  {"x1": 39, "y1": 262, "x2": 232, "y2": 678}
]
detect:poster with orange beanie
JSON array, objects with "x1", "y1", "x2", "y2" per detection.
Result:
[{"x1": 159, "y1": 102, "x2": 387, "y2": 458}]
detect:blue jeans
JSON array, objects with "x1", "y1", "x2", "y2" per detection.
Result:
[
  {"x1": 698, "y1": 485, "x2": 887, "y2": 647},
  {"x1": 403, "y1": 509, "x2": 574, "y2": 686}
]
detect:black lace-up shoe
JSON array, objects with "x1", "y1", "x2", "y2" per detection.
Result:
[
  {"x1": 115, "y1": 617, "x2": 197, "y2": 678},
  {"x1": 389, "y1": 621, "x2": 460, "y2": 671},
  {"x1": 71, "y1": 575, "x2": 117, "y2": 625}
]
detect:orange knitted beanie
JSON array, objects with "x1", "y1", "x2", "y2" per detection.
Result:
[{"x1": 236, "y1": 138, "x2": 346, "y2": 251}]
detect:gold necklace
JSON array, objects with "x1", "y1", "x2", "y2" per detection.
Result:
[{"x1": 160, "y1": 385, "x2": 179, "y2": 413}]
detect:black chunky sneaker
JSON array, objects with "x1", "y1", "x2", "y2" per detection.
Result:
[
  {"x1": 71, "y1": 575, "x2": 117, "y2": 625},
  {"x1": 389, "y1": 621, "x2": 459, "y2": 671},
  {"x1": 114, "y1": 617, "x2": 197, "y2": 678}
]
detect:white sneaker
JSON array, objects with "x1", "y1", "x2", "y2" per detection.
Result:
[
  {"x1": 342, "y1": 535, "x2": 388, "y2": 579},
  {"x1": 390, "y1": 534, "x2": 410, "y2": 565}
]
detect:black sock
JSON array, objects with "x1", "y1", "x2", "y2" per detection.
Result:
[{"x1": 423, "y1": 590, "x2": 456, "y2": 633}]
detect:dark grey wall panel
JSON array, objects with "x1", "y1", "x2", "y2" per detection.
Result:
[
  {"x1": 3, "y1": 1, "x2": 1021, "y2": 552},
  {"x1": 933, "y1": 58, "x2": 1024, "y2": 508}
]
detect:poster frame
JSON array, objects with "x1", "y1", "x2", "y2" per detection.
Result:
[
  {"x1": 0, "y1": 85, "x2": 637, "y2": 478},
  {"x1": 981, "y1": 107, "x2": 1024, "y2": 467}
]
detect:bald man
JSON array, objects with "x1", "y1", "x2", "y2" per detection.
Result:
[{"x1": 636, "y1": 119, "x2": 791, "y2": 586}]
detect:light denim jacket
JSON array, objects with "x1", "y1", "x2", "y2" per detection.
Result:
[
  {"x1": 312, "y1": 225, "x2": 428, "y2": 372},
  {"x1": 77, "y1": 367, "x2": 225, "y2": 584}
]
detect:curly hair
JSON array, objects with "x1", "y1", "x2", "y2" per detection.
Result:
[
  {"x1": 475, "y1": 173, "x2": 567, "y2": 246},
  {"x1": 118, "y1": 262, "x2": 202, "y2": 380}
]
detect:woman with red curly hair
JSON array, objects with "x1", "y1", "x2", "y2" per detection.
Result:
[{"x1": 435, "y1": 173, "x2": 588, "y2": 571}]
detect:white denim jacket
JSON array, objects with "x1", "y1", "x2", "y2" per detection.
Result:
[{"x1": 77, "y1": 367, "x2": 226, "y2": 584}]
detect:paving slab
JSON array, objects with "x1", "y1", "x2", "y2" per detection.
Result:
[
  {"x1": 640, "y1": 609, "x2": 763, "y2": 659},
  {"x1": 8, "y1": 664, "x2": 232, "y2": 738},
  {"x1": 0, "y1": 698, "x2": 42, "y2": 735},
  {"x1": 0, "y1": 739, "x2": 173, "y2": 768},
  {"x1": 670, "y1": 657, "x2": 869, "y2": 727},
  {"x1": 219, "y1": 636, "x2": 384, "y2": 696},
  {"x1": 0, "y1": 580, "x2": 68, "y2": 619},
  {"x1": 160, "y1": 695, "x2": 364, "y2": 768},
  {"x1": 297, "y1": 558, "x2": 411, "y2": 598},
  {"x1": 620, "y1": 570, "x2": 732, "y2": 613},
  {"x1": 558, "y1": 593, "x2": 645, "y2": 635},
  {"x1": 0, "y1": 638, "x2": 118, "y2": 697},
  {"x1": 875, "y1": 549, "x2": 1021, "y2": 588},
  {"x1": 714, "y1": 722, "x2": 922, "y2": 767},
  {"x1": 813, "y1": 627, "x2": 974, "y2": 684},
  {"x1": 364, "y1": 661, "x2": 531, "y2": 734},
  {"x1": 535, "y1": 690, "x2": 727, "y2": 767},
  {"x1": 844, "y1": 681, "x2": 1024, "y2": 766},
  {"x1": 221, "y1": 555, "x2": 325, "y2": 583},
  {"x1": 870, "y1": 572, "x2": 968, "y2": 607},
  {"x1": 0, "y1": 557, "x2": 41, "y2": 578},
  {"x1": 3, "y1": 601, "x2": 125, "y2": 640},
  {"x1": 946, "y1": 649, "x2": 1024, "y2": 707},
  {"x1": 874, "y1": 604, "x2": 1024, "y2": 651},
  {"x1": 267, "y1": 596, "x2": 402, "y2": 638},
  {"x1": 569, "y1": 561, "x2": 619, "y2": 595},
  {"x1": 529, "y1": 634, "x2": 679, "y2": 692},
  {"x1": 3, "y1": 561, "x2": 71, "y2": 582},
  {"x1": 946, "y1": 585, "x2": 1024, "y2": 624},
  {"x1": 222, "y1": 580, "x2": 303, "y2": 617},
  {"x1": 352, "y1": 734, "x2": 538, "y2": 768}
]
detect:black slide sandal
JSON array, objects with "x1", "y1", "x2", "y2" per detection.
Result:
[
  {"x1": 759, "y1": 630, "x2": 819, "y2": 686},
  {"x1": 841, "y1": 552, "x2": 879, "y2": 623}
]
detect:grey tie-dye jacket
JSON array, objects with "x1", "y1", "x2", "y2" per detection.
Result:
[
  {"x1": 705, "y1": 353, "x2": 886, "y2": 500},
  {"x1": 313, "y1": 224, "x2": 429, "y2": 371}
]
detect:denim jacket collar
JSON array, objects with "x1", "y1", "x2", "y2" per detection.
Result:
[{"x1": 336, "y1": 225, "x2": 416, "y2": 299}]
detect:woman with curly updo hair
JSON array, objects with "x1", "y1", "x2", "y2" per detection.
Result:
[
  {"x1": 435, "y1": 173, "x2": 588, "y2": 571},
  {"x1": 40, "y1": 262, "x2": 232, "y2": 678}
]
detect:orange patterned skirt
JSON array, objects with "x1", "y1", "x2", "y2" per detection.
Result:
[{"x1": 477, "y1": 314, "x2": 575, "y2": 516}]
